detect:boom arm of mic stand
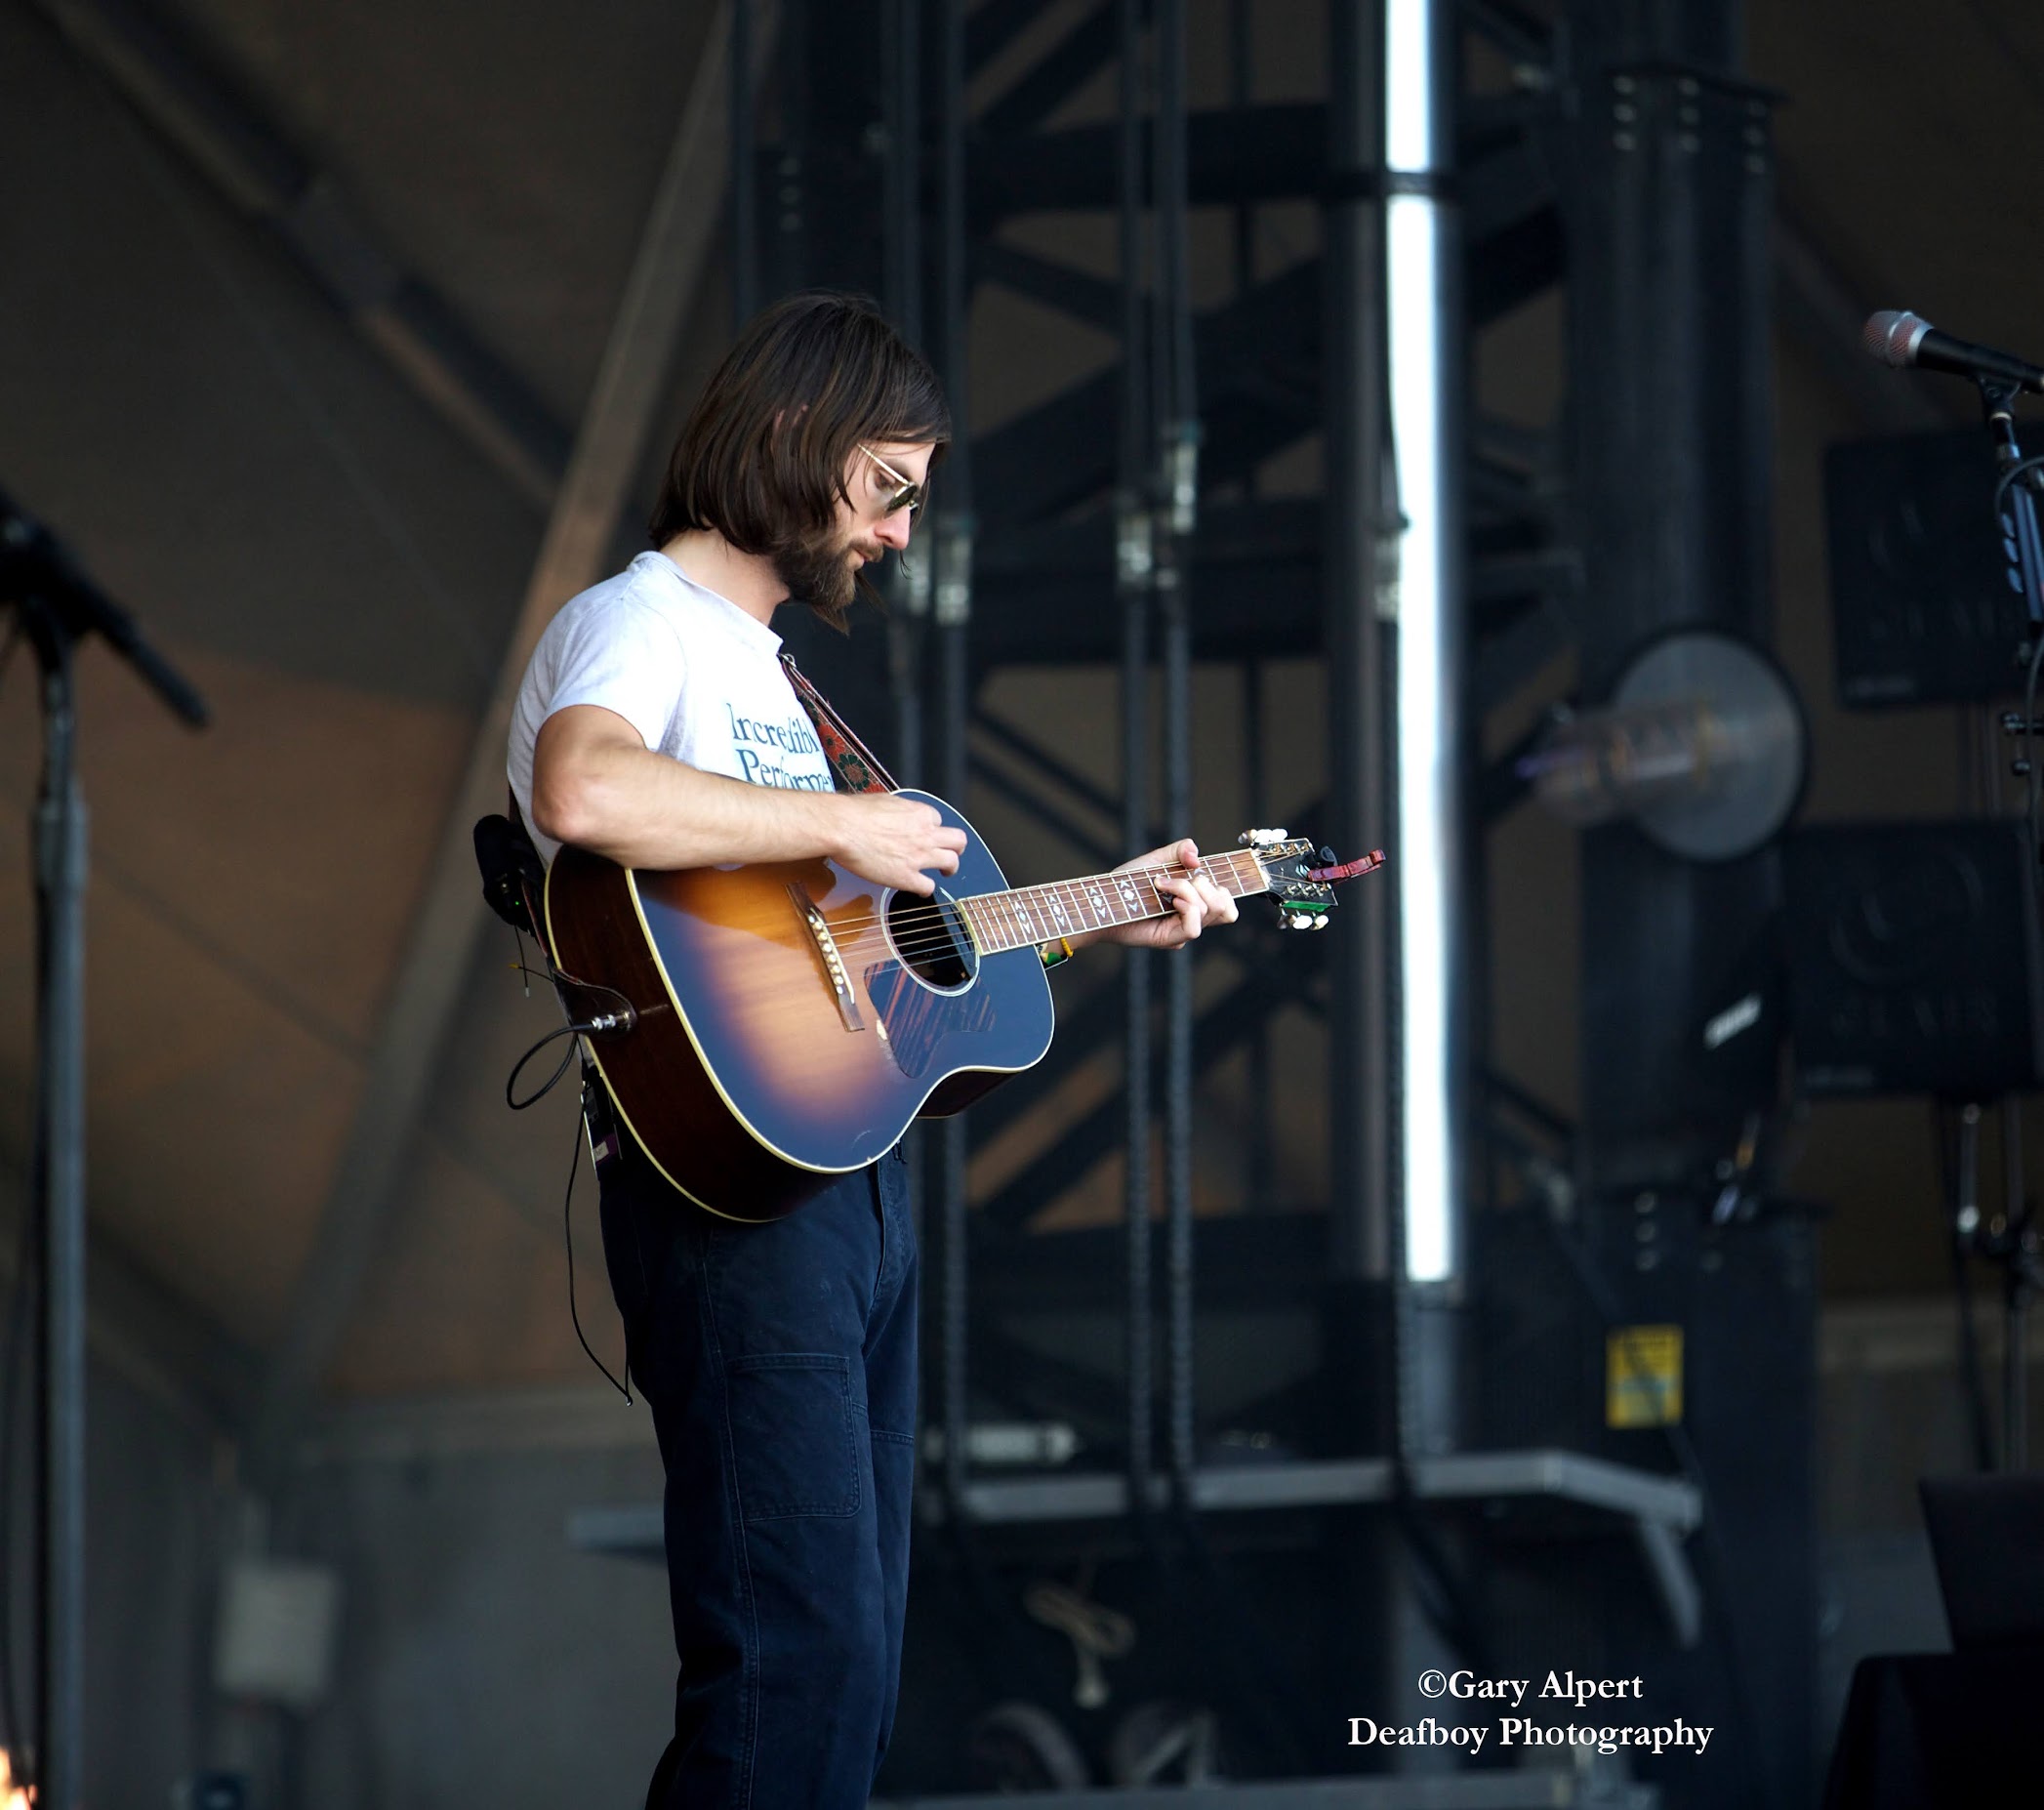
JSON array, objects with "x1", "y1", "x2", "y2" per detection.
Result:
[{"x1": 0, "y1": 491, "x2": 209, "y2": 729}]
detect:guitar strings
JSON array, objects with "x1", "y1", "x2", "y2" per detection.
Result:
[
  {"x1": 814, "y1": 856, "x2": 1267, "y2": 970},
  {"x1": 863, "y1": 860, "x2": 1255, "y2": 956},
  {"x1": 817, "y1": 860, "x2": 1259, "y2": 965},
  {"x1": 844, "y1": 863, "x2": 1226, "y2": 952},
  {"x1": 710, "y1": 849, "x2": 1268, "y2": 971}
]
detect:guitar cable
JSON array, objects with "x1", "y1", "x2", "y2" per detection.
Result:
[
  {"x1": 502, "y1": 866, "x2": 638, "y2": 1113},
  {"x1": 495, "y1": 881, "x2": 640, "y2": 1399},
  {"x1": 558, "y1": 1078, "x2": 632, "y2": 1404},
  {"x1": 504, "y1": 995, "x2": 636, "y2": 1113}
]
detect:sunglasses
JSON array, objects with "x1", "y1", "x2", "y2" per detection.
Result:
[{"x1": 856, "y1": 444, "x2": 926, "y2": 518}]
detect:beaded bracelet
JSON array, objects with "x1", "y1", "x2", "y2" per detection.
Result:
[{"x1": 1039, "y1": 935, "x2": 1076, "y2": 970}]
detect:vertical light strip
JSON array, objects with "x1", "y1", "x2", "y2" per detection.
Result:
[
  {"x1": 1382, "y1": 0, "x2": 1434, "y2": 173},
  {"x1": 1383, "y1": 0, "x2": 1461, "y2": 1287}
]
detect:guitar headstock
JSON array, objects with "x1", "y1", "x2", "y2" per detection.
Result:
[{"x1": 1238, "y1": 828, "x2": 1387, "y2": 930}]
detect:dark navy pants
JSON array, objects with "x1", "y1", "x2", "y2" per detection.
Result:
[{"x1": 597, "y1": 1131, "x2": 919, "y2": 1810}]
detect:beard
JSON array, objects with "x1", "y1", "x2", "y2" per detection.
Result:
[{"x1": 771, "y1": 520, "x2": 868, "y2": 631}]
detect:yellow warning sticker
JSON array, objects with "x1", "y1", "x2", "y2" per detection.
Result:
[{"x1": 1606, "y1": 1325, "x2": 1683, "y2": 1427}]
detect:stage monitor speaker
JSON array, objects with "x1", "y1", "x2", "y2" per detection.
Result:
[
  {"x1": 1476, "y1": 1198, "x2": 1819, "y2": 1810},
  {"x1": 1824, "y1": 430, "x2": 2028, "y2": 707},
  {"x1": 1781, "y1": 820, "x2": 2044, "y2": 1097}
]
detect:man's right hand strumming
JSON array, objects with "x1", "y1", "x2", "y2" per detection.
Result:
[{"x1": 828, "y1": 793, "x2": 966, "y2": 895}]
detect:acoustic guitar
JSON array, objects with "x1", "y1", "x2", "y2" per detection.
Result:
[{"x1": 544, "y1": 789, "x2": 1382, "y2": 1220}]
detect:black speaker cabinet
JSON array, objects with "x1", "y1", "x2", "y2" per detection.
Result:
[
  {"x1": 1824, "y1": 430, "x2": 2029, "y2": 707},
  {"x1": 1781, "y1": 820, "x2": 2044, "y2": 1098},
  {"x1": 1477, "y1": 1199, "x2": 1819, "y2": 1810}
]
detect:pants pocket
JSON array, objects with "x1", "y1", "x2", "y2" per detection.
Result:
[{"x1": 723, "y1": 1352, "x2": 861, "y2": 1519}]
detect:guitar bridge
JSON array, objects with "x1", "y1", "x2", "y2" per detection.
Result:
[{"x1": 791, "y1": 884, "x2": 864, "y2": 1032}]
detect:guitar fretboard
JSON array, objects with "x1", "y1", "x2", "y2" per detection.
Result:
[{"x1": 955, "y1": 848, "x2": 1269, "y2": 957}]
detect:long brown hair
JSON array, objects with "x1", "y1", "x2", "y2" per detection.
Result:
[{"x1": 649, "y1": 291, "x2": 950, "y2": 625}]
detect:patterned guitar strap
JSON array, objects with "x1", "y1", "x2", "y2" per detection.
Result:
[{"x1": 780, "y1": 652, "x2": 899, "y2": 796}]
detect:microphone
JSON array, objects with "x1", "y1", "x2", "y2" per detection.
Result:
[{"x1": 1863, "y1": 309, "x2": 2044, "y2": 394}]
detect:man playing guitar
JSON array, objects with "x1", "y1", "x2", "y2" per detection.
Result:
[{"x1": 507, "y1": 290, "x2": 1236, "y2": 1810}]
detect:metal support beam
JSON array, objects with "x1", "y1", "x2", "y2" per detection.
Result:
[
  {"x1": 977, "y1": 2, "x2": 1116, "y2": 140},
  {"x1": 976, "y1": 101, "x2": 1326, "y2": 216},
  {"x1": 973, "y1": 500, "x2": 1322, "y2": 663},
  {"x1": 966, "y1": 0, "x2": 1063, "y2": 74},
  {"x1": 970, "y1": 192, "x2": 1561, "y2": 539},
  {"x1": 1464, "y1": 0, "x2": 1555, "y2": 70},
  {"x1": 933, "y1": 0, "x2": 977, "y2": 1524},
  {"x1": 1326, "y1": 0, "x2": 1393, "y2": 1290},
  {"x1": 972, "y1": 101, "x2": 1555, "y2": 224},
  {"x1": 30, "y1": 0, "x2": 569, "y2": 506},
  {"x1": 973, "y1": 709, "x2": 1125, "y2": 828},
  {"x1": 881, "y1": 0, "x2": 925, "y2": 787},
  {"x1": 1556, "y1": 14, "x2": 1818, "y2": 1798},
  {"x1": 962, "y1": 978, "x2": 1128, "y2": 1148},
  {"x1": 1114, "y1": 0, "x2": 1156, "y2": 1521},
  {"x1": 973, "y1": 240, "x2": 1123, "y2": 335},
  {"x1": 964, "y1": 753, "x2": 1118, "y2": 867},
  {"x1": 245, "y1": 1, "x2": 766, "y2": 1485},
  {"x1": 979, "y1": 948, "x2": 1327, "y2": 1232},
  {"x1": 1152, "y1": 0, "x2": 1201, "y2": 1501},
  {"x1": 732, "y1": 0, "x2": 759, "y2": 325},
  {"x1": 976, "y1": 260, "x2": 1322, "y2": 529},
  {"x1": 1564, "y1": 39, "x2": 1778, "y2": 1177}
]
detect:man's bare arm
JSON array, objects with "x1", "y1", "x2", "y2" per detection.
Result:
[{"x1": 530, "y1": 704, "x2": 964, "y2": 893}]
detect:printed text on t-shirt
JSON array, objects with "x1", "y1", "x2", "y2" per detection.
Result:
[{"x1": 726, "y1": 703, "x2": 834, "y2": 791}]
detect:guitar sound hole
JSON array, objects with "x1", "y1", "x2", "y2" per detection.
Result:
[{"x1": 884, "y1": 888, "x2": 977, "y2": 994}]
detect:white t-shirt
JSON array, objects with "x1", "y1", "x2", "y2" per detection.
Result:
[{"x1": 507, "y1": 551, "x2": 838, "y2": 865}]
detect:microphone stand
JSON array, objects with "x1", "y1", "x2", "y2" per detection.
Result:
[
  {"x1": 1969, "y1": 381, "x2": 2044, "y2": 1470},
  {"x1": 1943, "y1": 1100, "x2": 2040, "y2": 1471},
  {"x1": 0, "y1": 493, "x2": 207, "y2": 1810},
  {"x1": 1976, "y1": 374, "x2": 2044, "y2": 631}
]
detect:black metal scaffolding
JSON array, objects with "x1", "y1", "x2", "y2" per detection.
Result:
[{"x1": 745, "y1": 0, "x2": 1808, "y2": 1799}]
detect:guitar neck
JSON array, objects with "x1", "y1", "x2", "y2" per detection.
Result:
[{"x1": 954, "y1": 849, "x2": 1270, "y2": 957}]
